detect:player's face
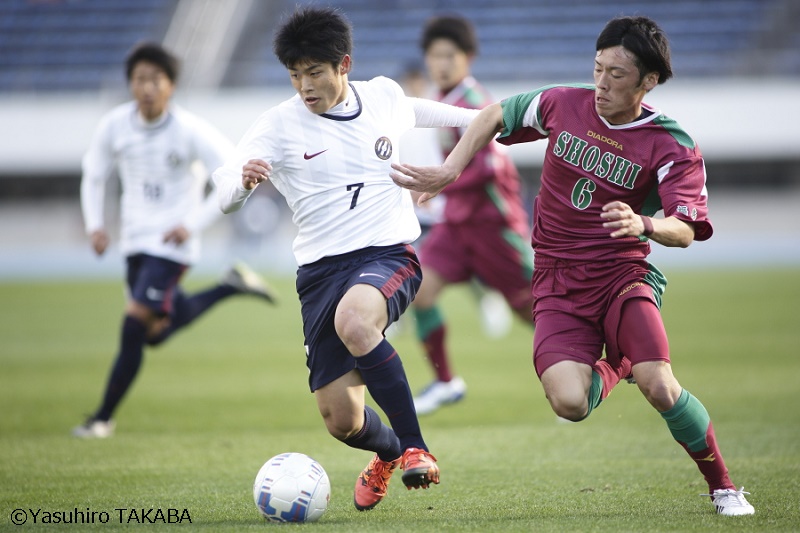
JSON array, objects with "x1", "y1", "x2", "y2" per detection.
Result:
[
  {"x1": 425, "y1": 38, "x2": 471, "y2": 93},
  {"x1": 288, "y1": 56, "x2": 351, "y2": 115},
  {"x1": 593, "y1": 46, "x2": 657, "y2": 124},
  {"x1": 129, "y1": 61, "x2": 174, "y2": 121}
]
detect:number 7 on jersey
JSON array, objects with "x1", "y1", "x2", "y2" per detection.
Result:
[{"x1": 347, "y1": 183, "x2": 364, "y2": 210}]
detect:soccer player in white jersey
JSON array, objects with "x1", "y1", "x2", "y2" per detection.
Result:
[
  {"x1": 213, "y1": 7, "x2": 478, "y2": 511},
  {"x1": 73, "y1": 43, "x2": 276, "y2": 439}
]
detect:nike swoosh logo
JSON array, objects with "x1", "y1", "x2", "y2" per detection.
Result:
[
  {"x1": 304, "y1": 149, "x2": 328, "y2": 160},
  {"x1": 146, "y1": 287, "x2": 165, "y2": 301},
  {"x1": 359, "y1": 273, "x2": 385, "y2": 279}
]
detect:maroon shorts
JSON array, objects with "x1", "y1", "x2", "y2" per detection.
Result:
[
  {"x1": 532, "y1": 256, "x2": 670, "y2": 377},
  {"x1": 420, "y1": 221, "x2": 534, "y2": 314}
]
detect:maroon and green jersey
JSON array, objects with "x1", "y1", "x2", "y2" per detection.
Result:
[
  {"x1": 497, "y1": 84, "x2": 712, "y2": 262},
  {"x1": 437, "y1": 76, "x2": 529, "y2": 235}
]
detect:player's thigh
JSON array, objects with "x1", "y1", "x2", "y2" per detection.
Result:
[
  {"x1": 616, "y1": 297, "x2": 670, "y2": 365},
  {"x1": 533, "y1": 309, "x2": 604, "y2": 377},
  {"x1": 539, "y1": 359, "x2": 594, "y2": 409},
  {"x1": 335, "y1": 283, "x2": 388, "y2": 349}
]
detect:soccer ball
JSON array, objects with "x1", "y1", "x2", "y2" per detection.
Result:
[{"x1": 253, "y1": 452, "x2": 330, "y2": 523}]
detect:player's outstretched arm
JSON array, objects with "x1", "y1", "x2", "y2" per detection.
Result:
[
  {"x1": 601, "y1": 201, "x2": 695, "y2": 247},
  {"x1": 391, "y1": 103, "x2": 504, "y2": 204}
]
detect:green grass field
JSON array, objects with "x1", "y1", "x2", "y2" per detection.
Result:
[{"x1": 1, "y1": 268, "x2": 798, "y2": 532}]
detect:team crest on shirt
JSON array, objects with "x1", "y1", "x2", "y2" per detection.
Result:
[
  {"x1": 374, "y1": 136, "x2": 392, "y2": 160},
  {"x1": 676, "y1": 206, "x2": 698, "y2": 220}
]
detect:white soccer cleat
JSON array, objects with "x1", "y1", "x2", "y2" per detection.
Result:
[
  {"x1": 413, "y1": 377, "x2": 466, "y2": 415},
  {"x1": 72, "y1": 418, "x2": 115, "y2": 439},
  {"x1": 222, "y1": 262, "x2": 277, "y2": 303},
  {"x1": 702, "y1": 487, "x2": 755, "y2": 516}
]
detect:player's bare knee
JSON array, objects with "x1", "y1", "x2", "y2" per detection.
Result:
[
  {"x1": 322, "y1": 414, "x2": 359, "y2": 441},
  {"x1": 334, "y1": 319, "x2": 367, "y2": 355},
  {"x1": 327, "y1": 425, "x2": 354, "y2": 442},
  {"x1": 638, "y1": 379, "x2": 679, "y2": 412},
  {"x1": 547, "y1": 394, "x2": 588, "y2": 421},
  {"x1": 555, "y1": 406, "x2": 588, "y2": 422},
  {"x1": 335, "y1": 311, "x2": 381, "y2": 356}
]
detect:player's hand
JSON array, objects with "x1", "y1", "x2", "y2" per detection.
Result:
[
  {"x1": 163, "y1": 225, "x2": 190, "y2": 245},
  {"x1": 390, "y1": 162, "x2": 457, "y2": 204},
  {"x1": 242, "y1": 159, "x2": 272, "y2": 190},
  {"x1": 601, "y1": 201, "x2": 645, "y2": 238},
  {"x1": 90, "y1": 229, "x2": 110, "y2": 256}
]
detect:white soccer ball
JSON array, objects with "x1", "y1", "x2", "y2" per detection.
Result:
[{"x1": 253, "y1": 452, "x2": 331, "y2": 523}]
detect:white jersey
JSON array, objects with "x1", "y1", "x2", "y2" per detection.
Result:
[
  {"x1": 81, "y1": 102, "x2": 234, "y2": 265},
  {"x1": 400, "y1": 121, "x2": 446, "y2": 227},
  {"x1": 214, "y1": 77, "x2": 423, "y2": 266}
]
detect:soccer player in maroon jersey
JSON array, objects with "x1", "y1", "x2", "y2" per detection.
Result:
[
  {"x1": 411, "y1": 15, "x2": 535, "y2": 415},
  {"x1": 391, "y1": 15, "x2": 754, "y2": 516}
]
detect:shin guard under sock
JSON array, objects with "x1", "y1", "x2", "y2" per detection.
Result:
[
  {"x1": 355, "y1": 339, "x2": 426, "y2": 451},
  {"x1": 661, "y1": 389, "x2": 734, "y2": 491},
  {"x1": 95, "y1": 316, "x2": 147, "y2": 421},
  {"x1": 414, "y1": 306, "x2": 451, "y2": 382}
]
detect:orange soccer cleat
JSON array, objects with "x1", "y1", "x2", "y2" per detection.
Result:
[
  {"x1": 400, "y1": 447, "x2": 440, "y2": 489},
  {"x1": 353, "y1": 454, "x2": 400, "y2": 511}
]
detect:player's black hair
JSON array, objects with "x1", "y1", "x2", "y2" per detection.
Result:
[
  {"x1": 273, "y1": 6, "x2": 353, "y2": 69},
  {"x1": 125, "y1": 42, "x2": 179, "y2": 82},
  {"x1": 420, "y1": 14, "x2": 478, "y2": 56},
  {"x1": 596, "y1": 16, "x2": 673, "y2": 85}
]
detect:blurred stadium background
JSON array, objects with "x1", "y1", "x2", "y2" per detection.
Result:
[{"x1": 1, "y1": 0, "x2": 799, "y2": 280}]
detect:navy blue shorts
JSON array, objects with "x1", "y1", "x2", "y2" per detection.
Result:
[
  {"x1": 296, "y1": 244, "x2": 422, "y2": 392},
  {"x1": 125, "y1": 253, "x2": 187, "y2": 315}
]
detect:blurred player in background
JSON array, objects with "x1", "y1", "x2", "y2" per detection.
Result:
[
  {"x1": 410, "y1": 15, "x2": 534, "y2": 416},
  {"x1": 395, "y1": 62, "x2": 512, "y2": 343},
  {"x1": 392, "y1": 15, "x2": 754, "y2": 516},
  {"x1": 73, "y1": 43, "x2": 276, "y2": 439},
  {"x1": 213, "y1": 6, "x2": 480, "y2": 512}
]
